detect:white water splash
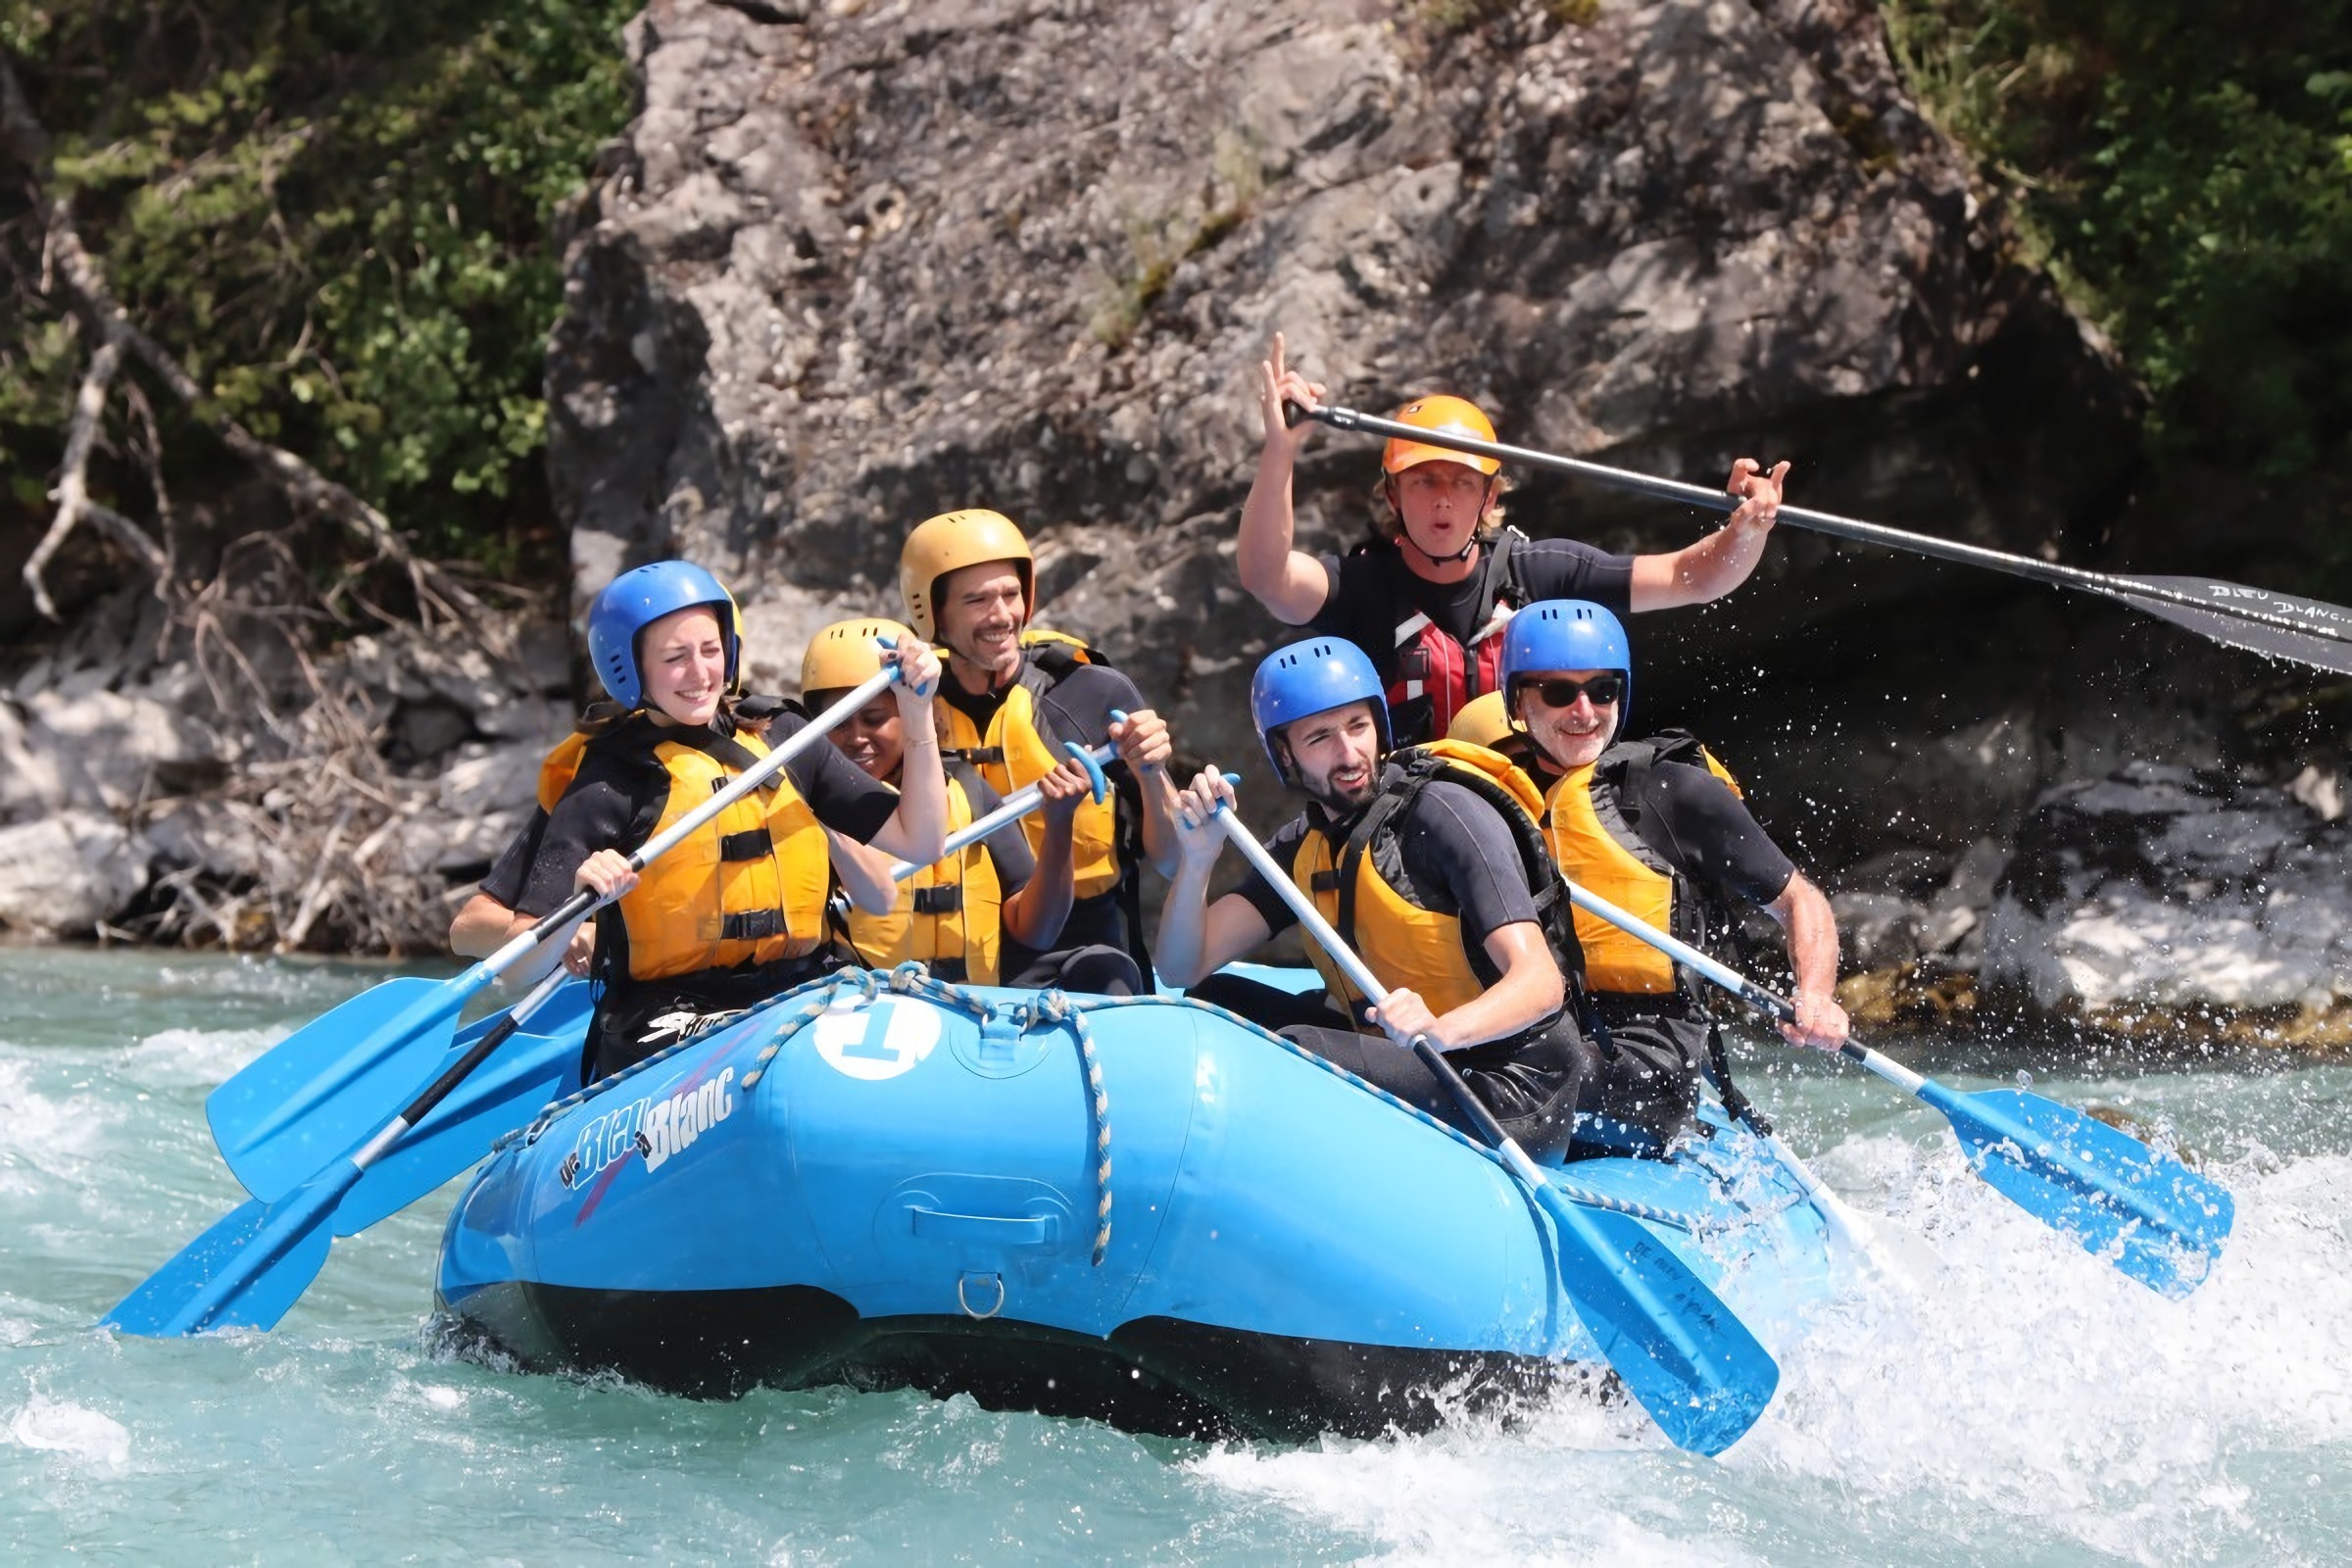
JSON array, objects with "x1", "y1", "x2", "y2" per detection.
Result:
[
  {"x1": 119, "y1": 1025, "x2": 282, "y2": 1089},
  {"x1": 1193, "y1": 1140, "x2": 2352, "y2": 1566},
  {"x1": 6, "y1": 1393, "x2": 130, "y2": 1471},
  {"x1": 0, "y1": 1062, "x2": 119, "y2": 1195}
]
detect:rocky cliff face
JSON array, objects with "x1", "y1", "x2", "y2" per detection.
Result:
[
  {"x1": 531, "y1": 0, "x2": 2346, "y2": 1031},
  {"x1": 547, "y1": 0, "x2": 2136, "y2": 756}
]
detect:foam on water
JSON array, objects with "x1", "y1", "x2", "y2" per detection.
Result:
[
  {"x1": 1745, "y1": 1139, "x2": 2352, "y2": 1562},
  {"x1": 1180, "y1": 1133, "x2": 2352, "y2": 1566},
  {"x1": 119, "y1": 1024, "x2": 282, "y2": 1088},
  {"x1": 5, "y1": 1391, "x2": 131, "y2": 1470},
  {"x1": 0, "y1": 1060, "x2": 120, "y2": 1196}
]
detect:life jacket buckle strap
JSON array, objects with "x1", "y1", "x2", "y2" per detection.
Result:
[
  {"x1": 910, "y1": 886, "x2": 964, "y2": 914},
  {"x1": 718, "y1": 827, "x2": 774, "y2": 862},
  {"x1": 721, "y1": 908, "x2": 786, "y2": 942}
]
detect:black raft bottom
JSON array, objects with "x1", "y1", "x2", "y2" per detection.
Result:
[{"x1": 436, "y1": 1282, "x2": 1594, "y2": 1443}]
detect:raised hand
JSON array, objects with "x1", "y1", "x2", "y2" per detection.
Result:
[
  {"x1": 1259, "y1": 331, "x2": 1327, "y2": 457},
  {"x1": 1725, "y1": 458, "x2": 1791, "y2": 533}
]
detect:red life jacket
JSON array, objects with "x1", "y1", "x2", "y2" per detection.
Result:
[{"x1": 1372, "y1": 527, "x2": 1529, "y2": 746}]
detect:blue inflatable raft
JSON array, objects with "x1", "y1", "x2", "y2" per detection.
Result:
[{"x1": 434, "y1": 967, "x2": 1841, "y2": 1441}]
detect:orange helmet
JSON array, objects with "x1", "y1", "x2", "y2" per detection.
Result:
[
  {"x1": 899, "y1": 510, "x2": 1034, "y2": 641},
  {"x1": 1381, "y1": 394, "x2": 1501, "y2": 476}
]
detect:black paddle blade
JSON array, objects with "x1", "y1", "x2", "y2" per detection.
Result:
[{"x1": 2114, "y1": 575, "x2": 2352, "y2": 676}]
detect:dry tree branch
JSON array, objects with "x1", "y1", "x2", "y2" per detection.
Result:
[
  {"x1": 2, "y1": 52, "x2": 494, "y2": 635},
  {"x1": 21, "y1": 334, "x2": 172, "y2": 616},
  {"x1": 6, "y1": 56, "x2": 525, "y2": 956}
]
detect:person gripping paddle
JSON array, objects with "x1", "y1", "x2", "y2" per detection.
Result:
[
  {"x1": 1155, "y1": 636, "x2": 1592, "y2": 1160},
  {"x1": 800, "y1": 615, "x2": 1096, "y2": 984},
  {"x1": 462, "y1": 561, "x2": 947, "y2": 1082}
]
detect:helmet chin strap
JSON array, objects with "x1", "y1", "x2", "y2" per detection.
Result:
[{"x1": 1388, "y1": 476, "x2": 1493, "y2": 564}]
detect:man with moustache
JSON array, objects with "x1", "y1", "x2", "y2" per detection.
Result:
[
  {"x1": 900, "y1": 510, "x2": 1178, "y2": 993},
  {"x1": 1154, "y1": 637, "x2": 1591, "y2": 1160}
]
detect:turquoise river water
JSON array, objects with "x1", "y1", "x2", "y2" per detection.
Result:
[{"x1": 4, "y1": 945, "x2": 2350, "y2": 1564}]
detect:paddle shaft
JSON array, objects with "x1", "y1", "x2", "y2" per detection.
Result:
[
  {"x1": 1520, "y1": 880, "x2": 1879, "y2": 1256},
  {"x1": 1299, "y1": 402, "x2": 2352, "y2": 672},
  {"x1": 1215, "y1": 812, "x2": 1583, "y2": 1195},
  {"x1": 346, "y1": 968, "x2": 568, "y2": 1173},
  {"x1": 885, "y1": 741, "x2": 1115, "y2": 881},
  {"x1": 1551, "y1": 874, "x2": 1915, "y2": 1090}
]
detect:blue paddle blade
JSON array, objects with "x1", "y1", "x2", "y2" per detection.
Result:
[
  {"x1": 207, "y1": 976, "x2": 479, "y2": 1203},
  {"x1": 331, "y1": 1023, "x2": 582, "y2": 1237},
  {"x1": 100, "y1": 1178, "x2": 345, "y2": 1337},
  {"x1": 1925, "y1": 1085, "x2": 2234, "y2": 1299},
  {"x1": 1541, "y1": 1191, "x2": 1779, "y2": 1454}
]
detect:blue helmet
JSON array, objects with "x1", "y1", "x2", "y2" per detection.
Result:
[
  {"x1": 1250, "y1": 638, "x2": 1391, "y2": 781},
  {"x1": 586, "y1": 561, "x2": 741, "y2": 710},
  {"x1": 1499, "y1": 599, "x2": 1634, "y2": 721}
]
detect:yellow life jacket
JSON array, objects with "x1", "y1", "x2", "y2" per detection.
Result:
[
  {"x1": 537, "y1": 699, "x2": 678, "y2": 811},
  {"x1": 536, "y1": 731, "x2": 591, "y2": 812},
  {"x1": 602, "y1": 725, "x2": 833, "y2": 983},
  {"x1": 937, "y1": 631, "x2": 1125, "y2": 903},
  {"x1": 835, "y1": 762, "x2": 1005, "y2": 985},
  {"x1": 1289, "y1": 739, "x2": 1569, "y2": 1025},
  {"x1": 1540, "y1": 731, "x2": 1743, "y2": 998}
]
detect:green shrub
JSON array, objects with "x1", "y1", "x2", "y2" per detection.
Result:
[
  {"x1": 1884, "y1": 0, "x2": 2352, "y2": 477},
  {"x1": 1, "y1": 0, "x2": 640, "y2": 566}
]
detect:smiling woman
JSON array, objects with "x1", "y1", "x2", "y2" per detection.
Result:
[{"x1": 457, "y1": 562, "x2": 949, "y2": 1082}]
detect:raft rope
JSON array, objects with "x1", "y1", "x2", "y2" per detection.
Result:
[
  {"x1": 500, "y1": 969, "x2": 856, "y2": 1152},
  {"x1": 1018, "y1": 988, "x2": 1113, "y2": 1266},
  {"x1": 492, "y1": 965, "x2": 1725, "y2": 1239}
]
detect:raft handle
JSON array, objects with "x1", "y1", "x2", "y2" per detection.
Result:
[{"x1": 910, "y1": 1205, "x2": 1058, "y2": 1248}]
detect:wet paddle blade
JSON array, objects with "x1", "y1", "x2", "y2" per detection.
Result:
[
  {"x1": 1924, "y1": 1085, "x2": 2234, "y2": 1299},
  {"x1": 1542, "y1": 1191, "x2": 1780, "y2": 1454},
  {"x1": 100, "y1": 1178, "x2": 344, "y2": 1337},
  {"x1": 331, "y1": 1023, "x2": 581, "y2": 1237},
  {"x1": 207, "y1": 977, "x2": 466, "y2": 1203},
  {"x1": 2107, "y1": 575, "x2": 2352, "y2": 677}
]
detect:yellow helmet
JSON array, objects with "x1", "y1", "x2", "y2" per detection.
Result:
[
  {"x1": 1446, "y1": 690, "x2": 1517, "y2": 750},
  {"x1": 800, "y1": 616, "x2": 914, "y2": 698},
  {"x1": 1382, "y1": 394, "x2": 1500, "y2": 476},
  {"x1": 899, "y1": 509, "x2": 1034, "y2": 641}
]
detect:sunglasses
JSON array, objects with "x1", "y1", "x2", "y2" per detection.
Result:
[{"x1": 1520, "y1": 674, "x2": 1624, "y2": 709}]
